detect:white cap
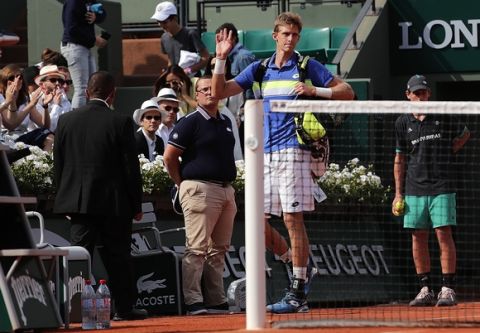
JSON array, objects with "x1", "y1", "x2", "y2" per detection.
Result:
[
  {"x1": 133, "y1": 99, "x2": 165, "y2": 125},
  {"x1": 153, "y1": 87, "x2": 180, "y2": 104},
  {"x1": 151, "y1": 2, "x2": 177, "y2": 21}
]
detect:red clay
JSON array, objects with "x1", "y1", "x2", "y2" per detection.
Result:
[{"x1": 43, "y1": 302, "x2": 480, "y2": 333}]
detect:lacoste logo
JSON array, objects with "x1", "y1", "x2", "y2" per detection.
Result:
[
  {"x1": 137, "y1": 272, "x2": 166, "y2": 294},
  {"x1": 292, "y1": 202, "x2": 299, "y2": 207},
  {"x1": 407, "y1": 127, "x2": 413, "y2": 133},
  {"x1": 293, "y1": 73, "x2": 299, "y2": 79}
]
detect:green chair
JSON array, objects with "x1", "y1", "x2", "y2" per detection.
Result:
[
  {"x1": 237, "y1": 30, "x2": 245, "y2": 45},
  {"x1": 202, "y1": 30, "x2": 246, "y2": 56},
  {"x1": 244, "y1": 29, "x2": 276, "y2": 59},
  {"x1": 201, "y1": 31, "x2": 216, "y2": 54},
  {"x1": 327, "y1": 26, "x2": 350, "y2": 62},
  {"x1": 296, "y1": 27, "x2": 330, "y2": 63},
  {"x1": 324, "y1": 63, "x2": 339, "y2": 75}
]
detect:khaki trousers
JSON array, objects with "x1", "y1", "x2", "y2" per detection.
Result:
[{"x1": 179, "y1": 180, "x2": 237, "y2": 306}]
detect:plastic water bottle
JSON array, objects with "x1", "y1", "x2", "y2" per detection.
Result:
[
  {"x1": 96, "y1": 279, "x2": 111, "y2": 329},
  {"x1": 81, "y1": 279, "x2": 96, "y2": 330}
]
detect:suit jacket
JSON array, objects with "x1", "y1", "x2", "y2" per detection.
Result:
[
  {"x1": 134, "y1": 130, "x2": 164, "y2": 161},
  {"x1": 53, "y1": 100, "x2": 142, "y2": 218}
]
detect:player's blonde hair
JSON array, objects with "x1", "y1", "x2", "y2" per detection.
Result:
[{"x1": 274, "y1": 12, "x2": 303, "y2": 33}]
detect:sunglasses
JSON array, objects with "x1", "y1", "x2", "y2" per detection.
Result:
[
  {"x1": 44, "y1": 77, "x2": 65, "y2": 85},
  {"x1": 64, "y1": 79, "x2": 73, "y2": 85},
  {"x1": 163, "y1": 105, "x2": 180, "y2": 113},
  {"x1": 167, "y1": 80, "x2": 182, "y2": 86},
  {"x1": 144, "y1": 115, "x2": 161, "y2": 121}
]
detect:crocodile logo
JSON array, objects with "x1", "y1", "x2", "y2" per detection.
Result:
[{"x1": 137, "y1": 272, "x2": 166, "y2": 294}]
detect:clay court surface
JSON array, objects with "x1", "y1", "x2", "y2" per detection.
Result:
[{"x1": 44, "y1": 302, "x2": 480, "y2": 333}]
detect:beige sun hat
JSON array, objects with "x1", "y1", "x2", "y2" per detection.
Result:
[
  {"x1": 34, "y1": 65, "x2": 65, "y2": 85},
  {"x1": 133, "y1": 99, "x2": 166, "y2": 125}
]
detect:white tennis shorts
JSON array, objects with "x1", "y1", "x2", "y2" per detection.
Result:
[{"x1": 264, "y1": 147, "x2": 315, "y2": 216}]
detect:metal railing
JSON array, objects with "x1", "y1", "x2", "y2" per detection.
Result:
[
  {"x1": 331, "y1": 0, "x2": 376, "y2": 65},
  {"x1": 193, "y1": 0, "x2": 364, "y2": 33},
  {"x1": 195, "y1": 0, "x2": 284, "y2": 33}
]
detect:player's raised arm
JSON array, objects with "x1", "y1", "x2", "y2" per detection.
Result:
[{"x1": 211, "y1": 28, "x2": 244, "y2": 100}]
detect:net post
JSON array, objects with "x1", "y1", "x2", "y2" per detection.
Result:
[{"x1": 244, "y1": 100, "x2": 266, "y2": 330}]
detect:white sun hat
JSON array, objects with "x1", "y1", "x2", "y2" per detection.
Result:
[{"x1": 133, "y1": 99, "x2": 166, "y2": 125}]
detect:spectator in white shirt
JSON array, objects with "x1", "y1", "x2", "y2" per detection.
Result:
[
  {"x1": 153, "y1": 88, "x2": 181, "y2": 148},
  {"x1": 33, "y1": 65, "x2": 67, "y2": 133}
]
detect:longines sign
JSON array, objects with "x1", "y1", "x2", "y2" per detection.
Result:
[
  {"x1": 390, "y1": 0, "x2": 480, "y2": 73},
  {"x1": 398, "y1": 20, "x2": 480, "y2": 50}
]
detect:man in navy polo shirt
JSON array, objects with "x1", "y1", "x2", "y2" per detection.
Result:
[
  {"x1": 212, "y1": 12, "x2": 354, "y2": 313},
  {"x1": 163, "y1": 76, "x2": 237, "y2": 315},
  {"x1": 393, "y1": 74, "x2": 470, "y2": 307}
]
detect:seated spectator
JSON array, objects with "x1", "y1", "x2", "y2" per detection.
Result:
[
  {"x1": 23, "y1": 65, "x2": 69, "y2": 133},
  {"x1": 16, "y1": 65, "x2": 69, "y2": 151},
  {"x1": 48, "y1": 66, "x2": 73, "y2": 132},
  {"x1": 153, "y1": 88, "x2": 181, "y2": 148},
  {"x1": 29, "y1": 65, "x2": 69, "y2": 136},
  {"x1": 153, "y1": 65, "x2": 196, "y2": 115},
  {"x1": 0, "y1": 64, "x2": 49, "y2": 150},
  {"x1": 133, "y1": 99, "x2": 165, "y2": 161}
]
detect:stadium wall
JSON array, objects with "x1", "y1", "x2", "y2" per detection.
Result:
[{"x1": 348, "y1": 0, "x2": 480, "y2": 101}]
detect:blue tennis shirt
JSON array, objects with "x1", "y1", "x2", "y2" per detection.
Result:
[{"x1": 234, "y1": 52, "x2": 333, "y2": 153}]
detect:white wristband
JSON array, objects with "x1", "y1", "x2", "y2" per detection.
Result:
[
  {"x1": 315, "y1": 87, "x2": 333, "y2": 99},
  {"x1": 213, "y1": 58, "x2": 226, "y2": 75}
]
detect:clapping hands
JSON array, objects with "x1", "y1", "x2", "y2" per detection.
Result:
[
  {"x1": 28, "y1": 87, "x2": 43, "y2": 107},
  {"x1": 5, "y1": 75, "x2": 21, "y2": 104}
]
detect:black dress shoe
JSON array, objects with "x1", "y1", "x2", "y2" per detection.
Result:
[{"x1": 113, "y1": 308, "x2": 148, "y2": 321}]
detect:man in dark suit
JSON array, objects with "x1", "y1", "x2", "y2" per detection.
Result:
[
  {"x1": 132, "y1": 99, "x2": 165, "y2": 161},
  {"x1": 53, "y1": 71, "x2": 147, "y2": 320}
]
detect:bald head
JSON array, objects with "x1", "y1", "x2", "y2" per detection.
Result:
[{"x1": 87, "y1": 71, "x2": 115, "y2": 100}]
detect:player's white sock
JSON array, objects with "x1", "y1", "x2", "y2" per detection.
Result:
[{"x1": 293, "y1": 266, "x2": 307, "y2": 281}]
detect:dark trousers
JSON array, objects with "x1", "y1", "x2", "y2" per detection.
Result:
[{"x1": 70, "y1": 214, "x2": 134, "y2": 313}]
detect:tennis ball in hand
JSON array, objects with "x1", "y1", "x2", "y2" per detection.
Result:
[{"x1": 393, "y1": 200, "x2": 405, "y2": 216}]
